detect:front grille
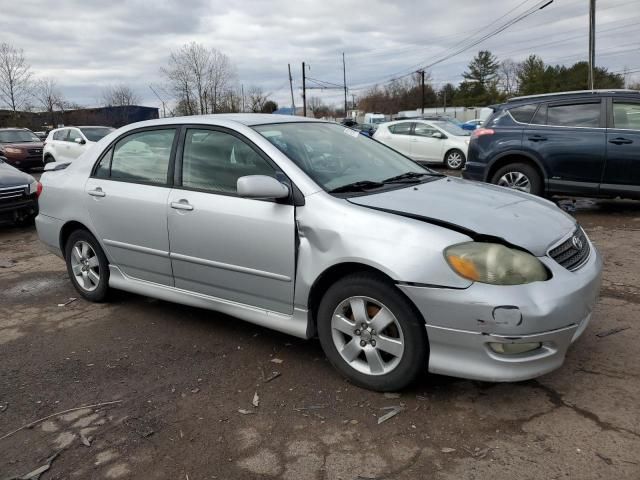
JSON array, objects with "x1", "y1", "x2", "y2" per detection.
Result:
[
  {"x1": 28, "y1": 148, "x2": 43, "y2": 155},
  {"x1": 549, "y1": 227, "x2": 590, "y2": 271},
  {"x1": 0, "y1": 186, "x2": 27, "y2": 205}
]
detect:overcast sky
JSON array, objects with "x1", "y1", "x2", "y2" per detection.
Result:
[{"x1": 1, "y1": 0, "x2": 638, "y2": 112}]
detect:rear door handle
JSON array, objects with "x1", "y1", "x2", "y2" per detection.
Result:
[
  {"x1": 609, "y1": 137, "x2": 633, "y2": 145},
  {"x1": 87, "y1": 187, "x2": 105, "y2": 197},
  {"x1": 170, "y1": 200, "x2": 194, "y2": 211},
  {"x1": 528, "y1": 135, "x2": 547, "y2": 142}
]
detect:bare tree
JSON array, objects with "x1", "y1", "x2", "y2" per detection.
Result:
[
  {"x1": 499, "y1": 59, "x2": 520, "y2": 96},
  {"x1": 0, "y1": 42, "x2": 32, "y2": 115},
  {"x1": 101, "y1": 84, "x2": 140, "y2": 107},
  {"x1": 247, "y1": 86, "x2": 269, "y2": 113},
  {"x1": 308, "y1": 96, "x2": 326, "y2": 117},
  {"x1": 161, "y1": 42, "x2": 238, "y2": 115},
  {"x1": 33, "y1": 77, "x2": 64, "y2": 127}
]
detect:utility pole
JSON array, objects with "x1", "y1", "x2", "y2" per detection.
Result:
[
  {"x1": 302, "y1": 61, "x2": 307, "y2": 117},
  {"x1": 241, "y1": 84, "x2": 245, "y2": 113},
  {"x1": 443, "y1": 88, "x2": 447, "y2": 113},
  {"x1": 419, "y1": 70, "x2": 425, "y2": 116},
  {"x1": 588, "y1": 0, "x2": 596, "y2": 90},
  {"x1": 342, "y1": 52, "x2": 348, "y2": 117},
  {"x1": 288, "y1": 64, "x2": 296, "y2": 113}
]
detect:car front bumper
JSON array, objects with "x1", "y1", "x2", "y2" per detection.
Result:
[
  {"x1": 0, "y1": 198, "x2": 38, "y2": 224},
  {"x1": 398, "y1": 243, "x2": 602, "y2": 382}
]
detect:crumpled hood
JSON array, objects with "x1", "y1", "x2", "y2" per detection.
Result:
[
  {"x1": 0, "y1": 160, "x2": 34, "y2": 188},
  {"x1": 348, "y1": 176, "x2": 577, "y2": 256}
]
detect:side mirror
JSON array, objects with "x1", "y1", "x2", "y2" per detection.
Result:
[
  {"x1": 431, "y1": 132, "x2": 445, "y2": 139},
  {"x1": 237, "y1": 175, "x2": 289, "y2": 200},
  {"x1": 74, "y1": 137, "x2": 85, "y2": 144},
  {"x1": 44, "y1": 161, "x2": 71, "y2": 172}
]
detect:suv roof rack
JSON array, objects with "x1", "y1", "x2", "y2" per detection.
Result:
[{"x1": 507, "y1": 89, "x2": 640, "y2": 102}]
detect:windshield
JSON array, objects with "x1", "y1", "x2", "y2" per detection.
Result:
[
  {"x1": 370, "y1": 117, "x2": 386, "y2": 124},
  {"x1": 253, "y1": 122, "x2": 434, "y2": 193},
  {"x1": 431, "y1": 121, "x2": 470, "y2": 136},
  {"x1": 80, "y1": 127, "x2": 115, "y2": 142},
  {"x1": 0, "y1": 130, "x2": 40, "y2": 143}
]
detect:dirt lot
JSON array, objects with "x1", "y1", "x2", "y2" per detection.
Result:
[{"x1": 1, "y1": 183, "x2": 639, "y2": 479}]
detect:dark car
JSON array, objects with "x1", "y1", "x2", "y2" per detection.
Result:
[
  {"x1": 0, "y1": 128, "x2": 45, "y2": 171},
  {"x1": 463, "y1": 89, "x2": 640, "y2": 199},
  {"x1": 0, "y1": 156, "x2": 40, "y2": 225}
]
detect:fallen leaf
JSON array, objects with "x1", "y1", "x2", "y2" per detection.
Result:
[
  {"x1": 252, "y1": 392, "x2": 259, "y2": 408},
  {"x1": 238, "y1": 409, "x2": 255, "y2": 415},
  {"x1": 441, "y1": 447, "x2": 456, "y2": 453},
  {"x1": 270, "y1": 358, "x2": 283, "y2": 364}
]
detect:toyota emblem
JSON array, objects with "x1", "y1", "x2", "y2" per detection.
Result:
[{"x1": 572, "y1": 236, "x2": 583, "y2": 250}]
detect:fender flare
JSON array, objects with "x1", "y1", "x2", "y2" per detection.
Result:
[{"x1": 484, "y1": 150, "x2": 547, "y2": 183}]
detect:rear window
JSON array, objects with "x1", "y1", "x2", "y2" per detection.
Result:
[
  {"x1": 547, "y1": 102, "x2": 601, "y2": 128},
  {"x1": 508, "y1": 104, "x2": 537, "y2": 124},
  {"x1": 388, "y1": 123, "x2": 413, "y2": 135}
]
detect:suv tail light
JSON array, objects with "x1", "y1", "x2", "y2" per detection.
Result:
[{"x1": 471, "y1": 128, "x2": 495, "y2": 139}]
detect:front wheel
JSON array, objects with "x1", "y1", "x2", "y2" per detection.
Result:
[
  {"x1": 491, "y1": 162, "x2": 543, "y2": 196},
  {"x1": 317, "y1": 273, "x2": 427, "y2": 391},
  {"x1": 64, "y1": 230, "x2": 110, "y2": 302},
  {"x1": 444, "y1": 149, "x2": 466, "y2": 170}
]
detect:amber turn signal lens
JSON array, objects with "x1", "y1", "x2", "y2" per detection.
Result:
[{"x1": 447, "y1": 255, "x2": 480, "y2": 281}]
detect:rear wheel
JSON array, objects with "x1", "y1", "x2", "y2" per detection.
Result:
[
  {"x1": 444, "y1": 149, "x2": 465, "y2": 169},
  {"x1": 491, "y1": 162, "x2": 543, "y2": 196},
  {"x1": 64, "y1": 230, "x2": 110, "y2": 302},
  {"x1": 317, "y1": 273, "x2": 427, "y2": 391}
]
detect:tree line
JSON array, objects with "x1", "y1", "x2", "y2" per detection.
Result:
[{"x1": 357, "y1": 50, "x2": 634, "y2": 115}]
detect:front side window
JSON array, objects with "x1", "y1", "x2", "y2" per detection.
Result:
[
  {"x1": 109, "y1": 129, "x2": 175, "y2": 184},
  {"x1": 613, "y1": 102, "x2": 640, "y2": 130},
  {"x1": 254, "y1": 122, "x2": 432, "y2": 192},
  {"x1": 547, "y1": 102, "x2": 601, "y2": 128},
  {"x1": 67, "y1": 129, "x2": 83, "y2": 142},
  {"x1": 413, "y1": 123, "x2": 438, "y2": 137},
  {"x1": 431, "y1": 121, "x2": 470, "y2": 136},
  {"x1": 181, "y1": 129, "x2": 277, "y2": 194},
  {"x1": 388, "y1": 122, "x2": 413, "y2": 135}
]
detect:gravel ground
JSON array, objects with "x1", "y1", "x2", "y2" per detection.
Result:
[{"x1": 1, "y1": 172, "x2": 639, "y2": 479}]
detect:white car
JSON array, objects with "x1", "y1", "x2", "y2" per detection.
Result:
[
  {"x1": 373, "y1": 119, "x2": 470, "y2": 169},
  {"x1": 44, "y1": 126, "x2": 114, "y2": 164}
]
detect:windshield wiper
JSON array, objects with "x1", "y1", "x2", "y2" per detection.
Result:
[
  {"x1": 382, "y1": 171, "x2": 440, "y2": 183},
  {"x1": 329, "y1": 180, "x2": 385, "y2": 193}
]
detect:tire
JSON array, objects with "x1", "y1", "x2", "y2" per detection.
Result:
[
  {"x1": 444, "y1": 149, "x2": 466, "y2": 170},
  {"x1": 491, "y1": 162, "x2": 543, "y2": 196},
  {"x1": 64, "y1": 230, "x2": 110, "y2": 302},
  {"x1": 317, "y1": 273, "x2": 427, "y2": 391}
]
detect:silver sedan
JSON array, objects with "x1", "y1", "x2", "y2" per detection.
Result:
[{"x1": 36, "y1": 115, "x2": 602, "y2": 391}]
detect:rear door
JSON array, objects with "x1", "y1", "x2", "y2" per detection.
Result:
[
  {"x1": 85, "y1": 127, "x2": 177, "y2": 286},
  {"x1": 385, "y1": 122, "x2": 414, "y2": 157},
  {"x1": 601, "y1": 97, "x2": 640, "y2": 197},
  {"x1": 52, "y1": 129, "x2": 69, "y2": 162},
  {"x1": 411, "y1": 122, "x2": 444, "y2": 162},
  {"x1": 524, "y1": 99, "x2": 606, "y2": 195}
]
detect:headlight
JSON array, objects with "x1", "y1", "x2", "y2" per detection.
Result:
[
  {"x1": 464, "y1": 139, "x2": 470, "y2": 145},
  {"x1": 29, "y1": 181, "x2": 38, "y2": 194},
  {"x1": 4, "y1": 147, "x2": 22, "y2": 154},
  {"x1": 445, "y1": 242, "x2": 548, "y2": 285}
]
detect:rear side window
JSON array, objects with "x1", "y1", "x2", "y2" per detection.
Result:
[
  {"x1": 53, "y1": 129, "x2": 68, "y2": 141},
  {"x1": 181, "y1": 129, "x2": 277, "y2": 194},
  {"x1": 109, "y1": 129, "x2": 176, "y2": 184},
  {"x1": 547, "y1": 102, "x2": 601, "y2": 128},
  {"x1": 388, "y1": 123, "x2": 413, "y2": 135},
  {"x1": 508, "y1": 104, "x2": 537, "y2": 124},
  {"x1": 613, "y1": 102, "x2": 640, "y2": 130}
]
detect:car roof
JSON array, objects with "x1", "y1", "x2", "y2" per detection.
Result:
[
  {"x1": 0, "y1": 127, "x2": 30, "y2": 131},
  {"x1": 506, "y1": 89, "x2": 640, "y2": 105},
  {"x1": 170, "y1": 113, "x2": 322, "y2": 126}
]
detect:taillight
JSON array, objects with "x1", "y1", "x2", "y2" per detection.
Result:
[
  {"x1": 471, "y1": 128, "x2": 495, "y2": 139},
  {"x1": 36, "y1": 181, "x2": 43, "y2": 198}
]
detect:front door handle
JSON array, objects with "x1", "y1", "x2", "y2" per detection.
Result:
[
  {"x1": 170, "y1": 200, "x2": 194, "y2": 211},
  {"x1": 609, "y1": 137, "x2": 633, "y2": 145},
  {"x1": 87, "y1": 187, "x2": 105, "y2": 197},
  {"x1": 528, "y1": 135, "x2": 547, "y2": 142}
]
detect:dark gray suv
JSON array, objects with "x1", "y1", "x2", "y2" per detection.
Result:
[{"x1": 463, "y1": 89, "x2": 640, "y2": 199}]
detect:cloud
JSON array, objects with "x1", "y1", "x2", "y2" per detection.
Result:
[{"x1": 0, "y1": 0, "x2": 637, "y2": 110}]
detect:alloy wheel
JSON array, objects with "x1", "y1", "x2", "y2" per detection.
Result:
[
  {"x1": 70, "y1": 240, "x2": 100, "y2": 292},
  {"x1": 331, "y1": 296, "x2": 405, "y2": 376},
  {"x1": 497, "y1": 171, "x2": 531, "y2": 193},
  {"x1": 446, "y1": 151, "x2": 463, "y2": 169}
]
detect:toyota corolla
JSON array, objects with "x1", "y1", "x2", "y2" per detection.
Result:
[{"x1": 36, "y1": 114, "x2": 602, "y2": 391}]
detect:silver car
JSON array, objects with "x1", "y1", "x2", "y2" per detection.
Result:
[{"x1": 36, "y1": 114, "x2": 602, "y2": 391}]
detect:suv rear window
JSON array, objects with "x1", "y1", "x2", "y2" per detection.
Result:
[
  {"x1": 547, "y1": 102, "x2": 601, "y2": 128},
  {"x1": 508, "y1": 104, "x2": 537, "y2": 124}
]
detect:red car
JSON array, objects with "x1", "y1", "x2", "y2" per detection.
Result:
[{"x1": 0, "y1": 128, "x2": 45, "y2": 171}]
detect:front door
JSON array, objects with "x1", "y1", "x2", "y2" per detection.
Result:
[
  {"x1": 524, "y1": 100, "x2": 606, "y2": 195},
  {"x1": 85, "y1": 128, "x2": 177, "y2": 286},
  {"x1": 67, "y1": 128, "x2": 86, "y2": 160},
  {"x1": 167, "y1": 127, "x2": 296, "y2": 314},
  {"x1": 601, "y1": 98, "x2": 640, "y2": 196},
  {"x1": 411, "y1": 123, "x2": 444, "y2": 162}
]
